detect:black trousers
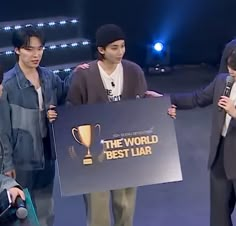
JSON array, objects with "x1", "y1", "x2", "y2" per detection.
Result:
[{"x1": 210, "y1": 137, "x2": 236, "y2": 226}]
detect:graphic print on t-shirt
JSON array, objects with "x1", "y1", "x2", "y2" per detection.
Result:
[
  {"x1": 106, "y1": 88, "x2": 122, "y2": 102},
  {"x1": 98, "y1": 62, "x2": 124, "y2": 102}
]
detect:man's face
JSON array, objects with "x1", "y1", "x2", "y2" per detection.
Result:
[
  {"x1": 98, "y1": 40, "x2": 125, "y2": 64},
  {"x1": 15, "y1": 36, "x2": 44, "y2": 69}
]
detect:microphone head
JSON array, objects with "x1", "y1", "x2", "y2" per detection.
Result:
[
  {"x1": 16, "y1": 207, "x2": 28, "y2": 219},
  {"x1": 15, "y1": 196, "x2": 28, "y2": 219},
  {"x1": 226, "y1": 75, "x2": 234, "y2": 85}
]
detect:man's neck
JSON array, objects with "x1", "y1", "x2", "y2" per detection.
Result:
[
  {"x1": 98, "y1": 60, "x2": 119, "y2": 75},
  {"x1": 18, "y1": 61, "x2": 37, "y2": 78}
]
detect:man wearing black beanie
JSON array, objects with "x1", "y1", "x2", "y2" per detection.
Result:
[{"x1": 67, "y1": 24, "x2": 148, "y2": 226}]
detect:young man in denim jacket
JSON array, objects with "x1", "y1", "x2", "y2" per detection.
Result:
[{"x1": 2, "y1": 27, "x2": 68, "y2": 226}]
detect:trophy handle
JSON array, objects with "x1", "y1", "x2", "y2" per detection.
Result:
[
  {"x1": 72, "y1": 128, "x2": 82, "y2": 144},
  {"x1": 95, "y1": 124, "x2": 101, "y2": 135}
]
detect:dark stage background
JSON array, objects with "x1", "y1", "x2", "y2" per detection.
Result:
[{"x1": 1, "y1": 0, "x2": 236, "y2": 67}]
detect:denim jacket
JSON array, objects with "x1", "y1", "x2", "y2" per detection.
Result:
[
  {"x1": 2, "y1": 63, "x2": 68, "y2": 170},
  {"x1": 0, "y1": 99, "x2": 13, "y2": 173}
]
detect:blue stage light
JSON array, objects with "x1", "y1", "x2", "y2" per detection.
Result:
[
  {"x1": 154, "y1": 42, "x2": 164, "y2": 52},
  {"x1": 146, "y1": 41, "x2": 171, "y2": 74},
  {"x1": 48, "y1": 22, "x2": 56, "y2": 26},
  {"x1": 37, "y1": 23, "x2": 44, "y2": 27}
]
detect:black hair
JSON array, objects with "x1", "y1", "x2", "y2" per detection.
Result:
[
  {"x1": 227, "y1": 49, "x2": 236, "y2": 70},
  {"x1": 12, "y1": 26, "x2": 45, "y2": 49}
]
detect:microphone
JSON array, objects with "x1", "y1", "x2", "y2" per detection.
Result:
[
  {"x1": 223, "y1": 75, "x2": 234, "y2": 97},
  {"x1": 15, "y1": 196, "x2": 28, "y2": 219},
  {"x1": 219, "y1": 75, "x2": 234, "y2": 110},
  {"x1": 111, "y1": 81, "x2": 115, "y2": 87}
]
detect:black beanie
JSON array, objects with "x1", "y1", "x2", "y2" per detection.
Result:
[{"x1": 96, "y1": 24, "x2": 125, "y2": 48}]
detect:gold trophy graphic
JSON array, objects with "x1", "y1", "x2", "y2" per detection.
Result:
[{"x1": 72, "y1": 124, "x2": 101, "y2": 165}]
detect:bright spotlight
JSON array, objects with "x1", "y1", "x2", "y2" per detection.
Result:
[
  {"x1": 154, "y1": 42, "x2": 164, "y2": 52},
  {"x1": 146, "y1": 41, "x2": 171, "y2": 74}
]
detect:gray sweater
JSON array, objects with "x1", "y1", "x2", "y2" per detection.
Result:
[{"x1": 66, "y1": 60, "x2": 147, "y2": 105}]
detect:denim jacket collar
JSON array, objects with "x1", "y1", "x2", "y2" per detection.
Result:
[{"x1": 14, "y1": 63, "x2": 45, "y2": 89}]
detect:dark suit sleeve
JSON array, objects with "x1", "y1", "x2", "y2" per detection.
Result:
[
  {"x1": 66, "y1": 69, "x2": 87, "y2": 105},
  {"x1": 136, "y1": 66, "x2": 148, "y2": 96},
  {"x1": 170, "y1": 76, "x2": 218, "y2": 109}
]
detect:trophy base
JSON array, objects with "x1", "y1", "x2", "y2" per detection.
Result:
[{"x1": 83, "y1": 156, "x2": 93, "y2": 165}]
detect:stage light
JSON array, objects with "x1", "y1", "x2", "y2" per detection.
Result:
[
  {"x1": 71, "y1": 43, "x2": 78, "y2": 47},
  {"x1": 154, "y1": 42, "x2": 164, "y2": 52},
  {"x1": 53, "y1": 67, "x2": 74, "y2": 77},
  {"x1": 37, "y1": 23, "x2": 44, "y2": 27},
  {"x1": 4, "y1": 26, "x2": 11, "y2": 31},
  {"x1": 71, "y1": 19, "x2": 78, "y2": 24},
  {"x1": 1, "y1": 39, "x2": 90, "y2": 56},
  {"x1": 60, "y1": 44, "x2": 68, "y2": 48},
  {"x1": 64, "y1": 68, "x2": 72, "y2": 72},
  {"x1": 53, "y1": 68, "x2": 73, "y2": 74},
  {"x1": 1, "y1": 18, "x2": 79, "y2": 32},
  {"x1": 59, "y1": 20, "x2": 67, "y2": 25},
  {"x1": 53, "y1": 70, "x2": 60, "y2": 74},
  {"x1": 5, "y1": 51, "x2": 13, "y2": 55},
  {"x1": 53, "y1": 68, "x2": 72, "y2": 74},
  {"x1": 82, "y1": 41, "x2": 89, "y2": 46},
  {"x1": 14, "y1": 25, "x2": 21, "y2": 30},
  {"x1": 146, "y1": 41, "x2": 171, "y2": 74},
  {"x1": 50, "y1": 62, "x2": 92, "y2": 76},
  {"x1": 49, "y1": 45, "x2": 57, "y2": 49},
  {"x1": 48, "y1": 22, "x2": 56, "y2": 26}
]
